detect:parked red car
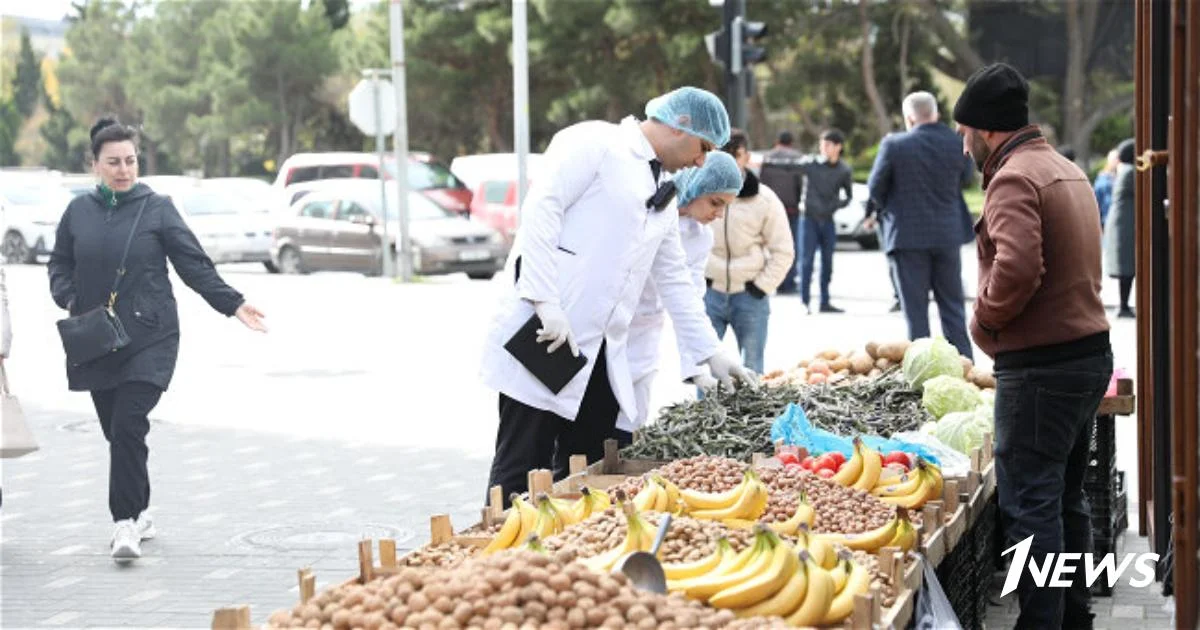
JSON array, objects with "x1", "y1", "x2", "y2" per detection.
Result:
[
  {"x1": 468, "y1": 179, "x2": 527, "y2": 245},
  {"x1": 272, "y1": 152, "x2": 473, "y2": 216}
]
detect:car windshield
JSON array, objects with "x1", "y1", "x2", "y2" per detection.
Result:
[
  {"x1": 201, "y1": 181, "x2": 273, "y2": 213},
  {"x1": 181, "y1": 189, "x2": 253, "y2": 216},
  {"x1": 2, "y1": 184, "x2": 73, "y2": 208},
  {"x1": 385, "y1": 159, "x2": 461, "y2": 190},
  {"x1": 362, "y1": 189, "x2": 455, "y2": 221}
]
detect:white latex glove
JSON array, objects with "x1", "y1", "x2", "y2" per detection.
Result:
[
  {"x1": 690, "y1": 371, "x2": 720, "y2": 390},
  {"x1": 533, "y1": 301, "x2": 579, "y2": 356},
  {"x1": 705, "y1": 352, "x2": 760, "y2": 390}
]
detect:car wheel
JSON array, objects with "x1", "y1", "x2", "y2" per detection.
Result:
[
  {"x1": 277, "y1": 246, "x2": 304, "y2": 274},
  {"x1": 467, "y1": 272, "x2": 495, "y2": 281},
  {"x1": 263, "y1": 260, "x2": 280, "y2": 274},
  {"x1": 2, "y1": 231, "x2": 32, "y2": 264},
  {"x1": 855, "y1": 234, "x2": 880, "y2": 251}
]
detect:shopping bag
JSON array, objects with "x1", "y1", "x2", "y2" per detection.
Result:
[
  {"x1": 0, "y1": 364, "x2": 38, "y2": 458},
  {"x1": 913, "y1": 555, "x2": 962, "y2": 629}
]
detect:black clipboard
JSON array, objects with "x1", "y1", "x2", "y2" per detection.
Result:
[{"x1": 504, "y1": 314, "x2": 588, "y2": 394}]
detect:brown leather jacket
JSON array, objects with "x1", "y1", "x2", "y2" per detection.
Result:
[{"x1": 971, "y1": 127, "x2": 1110, "y2": 359}]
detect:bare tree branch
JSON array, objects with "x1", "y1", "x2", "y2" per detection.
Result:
[
  {"x1": 1080, "y1": 91, "x2": 1135, "y2": 138},
  {"x1": 859, "y1": 0, "x2": 892, "y2": 139},
  {"x1": 916, "y1": 0, "x2": 984, "y2": 80}
]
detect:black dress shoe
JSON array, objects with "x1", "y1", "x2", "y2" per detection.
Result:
[
  {"x1": 819, "y1": 303, "x2": 844, "y2": 314},
  {"x1": 889, "y1": 301, "x2": 902, "y2": 313},
  {"x1": 1118, "y1": 307, "x2": 1136, "y2": 319}
]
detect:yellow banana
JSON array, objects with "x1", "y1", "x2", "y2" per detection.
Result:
[
  {"x1": 588, "y1": 487, "x2": 612, "y2": 514},
  {"x1": 513, "y1": 495, "x2": 539, "y2": 542},
  {"x1": 815, "y1": 515, "x2": 899, "y2": 552},
  {"x1": 531, "y1": 496, "x2": 559, "y2": 538},
  {"x1": 481, "y1": 505, "x2": 522, "y2": 554},
  {"x1": 768, "y1": 491, "x2": 815, "y2": 535},
  {"x1": 829, "y1": 553, "x2": 850, "y2": 593},
  {"x1": 579, "y1": 540, "x2": 628, "y2": 573},
  {"x1": 548, "y1": 496, "x2": 579, "y2": 527},
  {"x1": 821, "y1": 554, "x2": 872, "y2": 625},
  {"x1": 832, "y1": 439, "x2": 864, "y2": 486},
  {"x1": 886, "y1": 510, "x2": 918, "y2": 552},
  {"x1": 872, "y1": 466, "x2": 925, "y2": 497},
  {"x1": 580, "y1": 500, "x2": 648, "y2": 573},
  {"x1": 668, "y1": 538, "x2": 750, "y2": 591},
  {"x1": 880, "y1": 473, "x2": 934, "y2": 509},
  {"x1": 690, "y1": 480, "x2": 769, "y2": 521},
  {"x1": 653, "y1": 481, "x2": 669, "y2": 512},
  {"x1": 852, "y1": 445, "x2": 883, "y2": 491},
  {"x1": 678, "y1": 532, "x2": 777, "y2": 601},
  {"x1": 734, "y1": 548, "x2": 808, "y2": 618},
  {"x1": 653, "y1": 474, "x2": 683, "y2": 513},
  {"x1": 786, "y1": 551, "x2": 835, "y2": 627},
  {"x1": 923, "y1": 459, "x2": 944, "y2": 502},
  {"x1": 663, "y1": 538, "x2": 730, "y2": 580},
  {"x1": 709, "y1": 535, "x2": 798, "y2": 609},
  {"x1": 681, "y1": 470, "x2": 754, "y2": 511},
  {"x1": 632, "y1": 479, "x2": 661, "y2": 513},
  {"x1": 722, "y1": 518, "x2": 758, "y2": 530}
]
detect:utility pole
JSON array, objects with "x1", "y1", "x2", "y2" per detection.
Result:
[
  {"x1": 513, "y1": 0, "x2": 531, "y2": 221},
  {"x1": 723, "y1": 0, "x2": 745, "y2": 131},
  {"x1": 389, "y1": 0, "x2": 412, "y2": 282}
]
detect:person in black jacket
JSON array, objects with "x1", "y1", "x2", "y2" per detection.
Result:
[{"x1": 47, "y1": 118, "x2": 267, "y2": 562}]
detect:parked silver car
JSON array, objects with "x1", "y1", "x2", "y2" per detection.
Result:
[{"x1": 270, "y1": 179, "x2": 506, "y2": 279}]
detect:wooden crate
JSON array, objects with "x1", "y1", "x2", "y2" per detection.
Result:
[{"x1": 850, "y1": 547, "x2": 920, "y2": 630}]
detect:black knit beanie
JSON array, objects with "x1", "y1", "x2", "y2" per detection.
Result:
[
  {"x1": 1117, "y1": 138, "x2": 1136, "y2": 164},
  {"x1": 952, "y1": 63, "x2": 1030, "y2": 132}
]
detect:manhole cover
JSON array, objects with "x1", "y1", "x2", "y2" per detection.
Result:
[
  {"x1": 230, "y1": 523, "x2": 413, "y2": 552},
  {"x1": 59, "y1": 418, "x2": 167, "y2": 433}
]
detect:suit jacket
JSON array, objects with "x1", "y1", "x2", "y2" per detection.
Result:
[{"x1": 867, "y1": 122, "x2": 975, "y2": 253}]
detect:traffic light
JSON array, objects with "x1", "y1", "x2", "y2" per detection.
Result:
[{"x1": 705, "y1": 0, "x2": 768, "y2": 130}]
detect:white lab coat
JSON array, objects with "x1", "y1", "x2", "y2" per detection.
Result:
[
  {"x1": 479, "y1": 117, "x2": 721, "y2": 423},
  {"x1": 618, "y1": 216, "x2": 713, "y2": 431}
]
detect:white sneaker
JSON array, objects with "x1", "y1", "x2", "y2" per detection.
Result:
[
  {"x1": 136, "y1": 512, "x2": 156, "y2": 540},
  {"x1": 111, "y1": 519, "x2": 141, "y2": 561}
]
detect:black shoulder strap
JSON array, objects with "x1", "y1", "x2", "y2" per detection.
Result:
[{"x1": 107, "y1": 197, "x2": 150, "y2": 310}]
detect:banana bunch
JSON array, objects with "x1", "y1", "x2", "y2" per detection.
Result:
[
  {"x1": 680, "y1": 470, "x2": 769, "y2": 522},
  {"x1": 813, "y1": 507, "x2": 918, "y2": 553},
  {"x1": 482, "y1": 487, "x2": 612, "y2": 555},
  {"x1": 663, "y1": 526, "x2": 871, "y2": 626},
  {"x1": 631, "y1": 474, "x2": 683, "y2": 513},
  {"x1": 767, "y1": 490, "x2": 816, "y2": 536},
  {"x1": 578, "y1": 499, "x2": 657, "y2": 573},
  {"x1": 831, "y1": 437, "x2": 884, "y2": 491},
  {"x1": 873, "y1": 459, "x2": 944, "y2": 509}
]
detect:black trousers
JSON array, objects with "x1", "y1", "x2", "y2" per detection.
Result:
[
  {"x1": 91, "y1": 381, "x2": 163, "y2": 522},
  {"x1": 486, "y1": 343, "x2": 631, "y2": 507},
  {"x1": 994, "y1": 351, "x2": 1112, "y2": 629},
  {"x1": 889, "y1": 247, "x2": 973, "y2": 360}
]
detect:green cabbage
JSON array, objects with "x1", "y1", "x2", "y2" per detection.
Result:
[
  {"x1": 920, "y1": 421, "x2": 939, "y2": 435},
  {"x1": 902, "y1": 337, "x2": 964, "y2": 391},
  {"x1": 922, "y1": 375, "x2": 983, "y2": 419},
  {"x1": 933, "y1": 406, "x2": 993, "y2": 454}
]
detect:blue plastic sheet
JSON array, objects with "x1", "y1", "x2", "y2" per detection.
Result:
[{"x1": 770, "y1": 403, "x2": 945, "y2": 466}]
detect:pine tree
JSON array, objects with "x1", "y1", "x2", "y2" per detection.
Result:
[{"x1": 12, "y1": 31, "x2": 43, "y2": 118}]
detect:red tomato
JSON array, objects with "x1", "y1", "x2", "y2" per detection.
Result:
[
  {"x1": 815, "y1": 454, "x2": 839, "y2": 472},
  {"x1": 828, "y1": 451, "x2": 847, "y2": 467},
  {"x1": 777, "y1": 452, "x2": 800, "y2": 466},
  {"x1": 883, "y1": 451, "x2": 912, "y2": 470},
  {"x1": 800, "y1": 456, "x2": 816, "y2": 471},
  {"x1": 817, "y1": 468, "x2": 835, "y2": 479}
]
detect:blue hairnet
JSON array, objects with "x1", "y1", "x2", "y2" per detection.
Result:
[
  {"x1": 674, "y1": 151, "x2": 743, "y2": 208},
  {"x1": 645, "y1": 87, "x2": 731, "y2": 147}
]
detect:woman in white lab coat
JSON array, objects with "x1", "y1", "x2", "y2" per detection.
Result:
[{"x1": 619, "y1": 152, "x2": 745, "y2": 433}]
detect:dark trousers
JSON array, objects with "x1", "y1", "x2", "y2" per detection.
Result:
[
  {"x1": 779, "y1": 213, "x2": 800, "y2": 293},
  {"x1": 486, "y1": 343, "x2": 631, "y2": 507},
  {"x1": 889, "y1": 246, "x2": 973, "y2": 360},
  {"x1": 994, "y1": 351, "x2": 1112, "y2": 629},
  {"x1": 91, "y1": 381, "x2": 163, "y2": 522},
  {"x1": 704, "y1": 288, "x2": 770, "y2": 374},
  {"x1": 798, "y1": 216, "x2": 837, "y2": 306}
]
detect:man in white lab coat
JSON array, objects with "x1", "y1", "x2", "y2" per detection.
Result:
[
  {"x1": 480, "y1": 87, "x2": 756, "y2": 502},
  {"x1": 619, "y1": 151, "x2": 745, "y2": 433}
]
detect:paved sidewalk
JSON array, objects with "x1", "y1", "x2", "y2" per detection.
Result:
[{"x1": 1, "y1": 405, "x2": 491, "y2": 629}]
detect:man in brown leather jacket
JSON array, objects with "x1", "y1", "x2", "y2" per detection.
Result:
[{"x1": 954, "y1": 62, "x2": 1113, "y2": 630}]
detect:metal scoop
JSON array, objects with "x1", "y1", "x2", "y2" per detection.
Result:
[{"x1": 613, "y1": 513, "x2": 672, "y2": 594}]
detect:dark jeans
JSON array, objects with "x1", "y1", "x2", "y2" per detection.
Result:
[
  {"x1": 486, "y1": 342, "x2": 631, "y2": 507},
  {"x1": 779, "y1": 213, "x2": 800, "y2": 293},
  {"x1": 91, "y1": 381, "x2": 164, "y2": 522},
  {"x1": 889, "y1": 246, "x2": 973, "y2": 360},
  {"x1": 798, "y1": 216, "x2": 836, "y2": 306},
  {"x1": 704, "y1": 288, "x2": 770, "y2": 374},
  {"x1": 994, "y1": 351, "x2": 1113, "y2": 629}
]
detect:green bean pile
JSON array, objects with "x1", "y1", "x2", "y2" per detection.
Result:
[
  {"x1": 798, "y1": 369, "x2": 933, "y2": 437},
  {"x1": 622, "y1": 385, "x2": 804, "y2": 461}
]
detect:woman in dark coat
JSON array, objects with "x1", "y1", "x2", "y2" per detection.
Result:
[
  {"x1": 1103, "y1": 139, "x2": 1136, "y2": 318},
  {"x1": 47, "y1": 118, "x2": 267, "y2": 562}
]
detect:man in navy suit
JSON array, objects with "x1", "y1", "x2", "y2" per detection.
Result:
[{"x1": 866, "y1": 91, "x2": 975, "y2": 358}]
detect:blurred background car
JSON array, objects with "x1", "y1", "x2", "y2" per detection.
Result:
[
  {"x1": 270, "y1": 179, "x2": 505, "y2": 279},
  {"x1": 272, "y1": 152, "x2": 473, "y2": 216},
  {"x1": 449, "y1": 153, "x2": 545, "y2": 244},
  {"x1": 0, "y1": 175, "x2": 73, "y2": 264},
  {"x1": 833, "y1": 182, "x2": 879, "y2": 250},
  {"x1": 175, "y1": 178, "x2": 278, "y2": 272}
]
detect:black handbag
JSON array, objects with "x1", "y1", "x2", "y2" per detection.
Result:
[{"x1": 55, "y1": 198, "x2": 148, "y2": 367}]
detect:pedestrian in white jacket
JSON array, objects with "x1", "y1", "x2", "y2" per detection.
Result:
[
  {"x1": 479, "y1": 88, "x2": 757, "y2": 503},
  {"x1": 705, "y1": 129, "x2": 796, "y2": 374},
  {"x1": 619, "y1": 151, "x2": 745, "y2": 433}
]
